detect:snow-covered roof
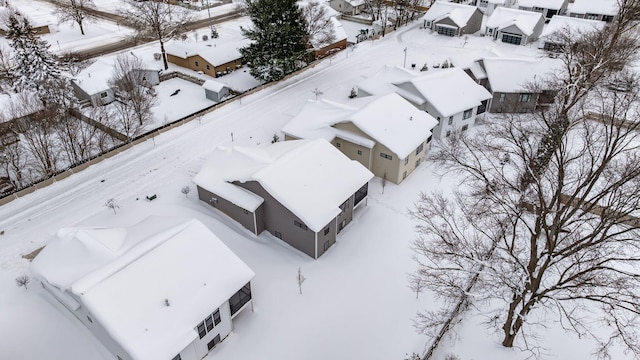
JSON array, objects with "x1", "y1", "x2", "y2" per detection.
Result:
[
  {"x1": 73, "y1": 55, "x2": 159, "y2": 95},
  {"x1": 449, "y1": 47, "x2": 502, "y2": 80},
  {"x1": 518, "y1": 0, "x2": 566, "y2": 10},
  {"x1": 485, "y1": 7, "x2": 545, "y2": 35},
  {"x1": 164, "y1": 39, "x2": 249, "y2": 67},
  {"x1": 570, "y1": 0, "x2": 618, "y2": 16},
  {"x1": 202, "y1": 79, "x2": 228, "y2": 93},
  {"x1": 422, "y1": 1, "x2": 479, "y2": 27},
  {"x1": 394, "y1": 67, "x2": 492, "y2": 117},
  {"x1": 282, "y1": 93, "x2": 438, "y2": 159},
  {"x1": 31, "y1": 217, "x2": 254, "y2": 360},
  {"x1": 356, "y1": 65, "x2": 420, "y2": 96},
  {"x1": 0, "y1": 6, "x2": 51, "y2": 31},
  {"x1": 541, "y1": 15, "x2": 606, "y2": 38},
  {"x1": 193, "y1": 139, "x2": 373, "y2": 232},
  {"x1": 0, "y1": 91, "x2": 42, "y2": 120},
  {"x1": 482, "y1": 57, "x2": 562, "y2": 93}
]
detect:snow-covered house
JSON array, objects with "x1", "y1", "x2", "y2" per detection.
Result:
[
  {"x1": 0, "y1": 7, "x2": 51, "y2": 36},
  {"x1": 539, "y1": 15, "x2": 605, "y2": 51},
  {"x1": 202, "y1": 79, "x2": 231, "y2": 102},
  {"x1": 449, "y1": 47, "x2": 502, "y2": 88},
  {"x1": 421, "y1": 1, "x2": 484, "y2": 36},
  {"x1": 30, "y1": 217, "x2": 255, "y2": 360},
  {"x1": 485, "y1": 7, "x2": 546, "y2": 45},
  {"x1": 71, "y1": 58, "x2": 160, "y2": 107},
  {"x1": 517, "y1": 0, "x2": 568, "y2": 19},
  {"x1": 475, "y1": 0, "x2": 517, "y2": 16},
  {"x1": 569, "y1": 0, "x2": 618, "y2": 22},
  {"x1": 282, "y1": 93, "x2": 438, "y2": 184},
  {"x1": 165, "y1": 40, "x2": 248, "y2": 78},
  {"x1": 482, "y1": 57, "x2": 560, "y2": 113},
  {"x1": 356, "y1": 65, "x2": 419, "y2": 97},
  {"x1": 329, "y1": 0, "x2": 367, "y2": 15},
  {"x1": 193, "y1": 139, "x2": 374, "y2": 259}
]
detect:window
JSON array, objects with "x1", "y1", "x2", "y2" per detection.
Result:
[
  {"x1": 463, "y1": 109, "x2": 473, "y2": 119},
  {"x1": 415, "y1": 158, "x2": 421, "y2": 168},
  {"x1": 519, "y1": 93, "x2": 532, "y2": 102},
  {"x1": 242, "y1": 209, "x2": 249, "y2": 214},
  {"x1": 602, "y1": 15, "x2": 614, "y2": 22},
  {"x1": 197, "y1": 322, "x2": 207, "y2": 339},
  {"x1": 448, "y1": 116, "x2": 453, "y2": 125},
  {"x1": 336, "y1": 142, "x2": 341, "y2": 148},
  {"x1": 213, "y1": 309, "x2": 221, "y2": 325},
  {"x1": 339, "y1": 200, "x2": 349, "y2": 214},
  {"x1": 87, "y1": 316, "x2": 93, "y2": 323},
  {"x1": 100, "y1": 92, "x2": 108, "y2": 99},
  {"x1": 230, "y1": 283, "x2": 252, "y2": 315},
  {"x1": 462, "y1": 124, "x2": 469, "y2": 131},
  {"x1": 206, "y1": 65, "x2": 211, "y2": 70},
  {"x1": 324, "y1": 226, "x2": 330, "y2": 236},
  {"x1": 323, "y1": 240, "x2": 330, "y2": 251},
  {"x1": 586, "y1": 13, "x2": 599, "y2": 20},
  {"x1": 415, "y1": 143, "x2": 424, "y2": 155},
  {"x1": 446, "y1": 130, "x2": 451, "y2": 137},
  {"x1": 357, "y1": 150, "x2": 362, "y2": 155},
  {"x1": 172, "y1": 354, "x2": 182, "y2": 360},
  {"x1": 274, "y1": 231, "x2": 282, "y2": 239},
  {"x1": 427, "y1": 135, "x2": 433, "y2": 143},
  {"x1": 380, "y1": 152, "x2": 392, "y2": 160},
  {"x1": 499, "y1": 93, "x2": 506, "y2": 102},
  {"x1": 403, "y1": 171, "x2": 407, "y2": 180},
  {"x1": 195, "y1": 61, "x2": 200, "y2": 67},
  {"x1": 294, "y1": 220, "x2": 308, "y2": 231},
  {"x1": 210, "y1": 197, "x2": 218, "y2": 205},
  {"x1": 207, "y1": 334, "x2": 221, "y2": 350},
  {"x1": 532, "y1": 6, "x2": 544, "y2": 12},
  {"x1": 405, "y1": 158, "x2": 409, "y2": 165},
  {"x1": 205, "y1": 315, "x2": 214, "y2": 331}
]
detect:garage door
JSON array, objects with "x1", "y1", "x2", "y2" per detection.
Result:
[
  {"x1": 501, "y1": 33, "x2": 522, "y2": 45},
  {"x1": 436, "y1": 26, "x2": 456, "y2": 37}
]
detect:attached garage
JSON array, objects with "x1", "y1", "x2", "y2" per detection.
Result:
[
  {"x1": 436, "y1": 24, "x2": 457, "y2": 36},
  {"x1": 501, "y1": 32, "x2": 523, "y2": 45}
]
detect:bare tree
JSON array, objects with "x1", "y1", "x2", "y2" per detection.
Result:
[
  {"x1": 15, "y1": 275, "x2": 29, "y2": 289},
  {"x1": 302, "y1": 0, "x2": 336, "y2": 50},
  {"x1": 109, "y1": 53, "x2": 157, "y2": 128},
  {"x1": 297, "y1": 267, "x2": 306, "y2": 295},
  {"x1": 0, "y1": 43, "x2": 13, "y2": 89},
  {"x1": 121, "y1": 1, "x2": 192, "y2": 70},
  {"x1": 53, "y1": 0, "x2": 96, "y2": 35},
  {"x1": 105, "y1": 198, "x2": 119, "y2": 214},
  {"x1": 181, "y1": 185, "x2": 190, "y2": 198},
  {"x1": 55, "y1": 114, "x2": 100, "y2": 165}
]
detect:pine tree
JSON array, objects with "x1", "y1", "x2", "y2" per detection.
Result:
[{"x1": 240, "y1": 0, "x2": 309, "y2": 82}]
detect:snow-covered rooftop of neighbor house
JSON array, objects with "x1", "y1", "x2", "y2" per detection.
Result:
[
  {"x1": 31, "y1": 217, "x2": 254, "y2": 360},
  {"x1": 394, "y1": 67, "x2": 492, "y2": 117},
  {"x1": 541, "y1": 15, "x2": 606, "y2": 38},
  {"x1": 0, "y1": 4, "x2": 53, "y2": 30},
  {"x1": 164, "y1": 39, "x2": 249, "y2": 67},
  {"x1": 202, "y1": 79, "x2": 228, "y2": 93},
  {"x1": 422, "y1": 1, "x2": 480, "y2": 27},
  {"x1": 449, "y1": 47, "x2": 502, "y2": 80},
  {"x1": 73, "y1": 55, "x2": 160, "y2": 95},
  {"x1": 518, "y1": 0, "x2": 566, "y2": 10},
  {"x1": 569, "y1": 0, "x2": 618, "y2": 16},
  {"x1": 482, "y1": 57, "x2": 562, "y2": 93},
  {"x1": 283, "y1": 93, "x2": 438, "y2": 159},
  {"x1": 485, "y1": 7, "x2": 545, "y2": 35},
  {"x1": 193, "y1": 139, "x2": 373, "y2": 232},
  {"x1": 356, "y1": 65, "x2": 419, "y2": 97}
]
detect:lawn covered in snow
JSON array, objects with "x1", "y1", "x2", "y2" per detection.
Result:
[{"x1": 0, "y1": 17, "x2": 632, "y2": 360}]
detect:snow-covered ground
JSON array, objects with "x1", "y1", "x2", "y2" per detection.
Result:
[{"x1": 0, "y1": 18, "x2": 631, "y2": 360}]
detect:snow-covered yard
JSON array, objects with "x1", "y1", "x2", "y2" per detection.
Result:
[{"x1": 0, "y1": 18, "x2": 633, "y2": 360}]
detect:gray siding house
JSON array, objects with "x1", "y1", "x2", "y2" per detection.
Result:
[
  {"x1": 422, "y1": 1, "x2": 483, "y2": 36},
  {"x1": 569, "y1": 0, "x2": 617, "y2": 22},
  {"x1": 485, "y1": 7, "x2": 546, "y2": 45},
  {"x1": 517, "y1": 0, "x2": 568, "y2": 19},
  {"x1": 31, "y1": 217, "x2": 255, "y2": 360},
  {"x1": 193, "y1": 139, "x2": 374, "y2": 259}
]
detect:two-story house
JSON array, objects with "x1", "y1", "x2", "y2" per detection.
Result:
[
  {"x1": 475, "y1": 0, "x2": 517, "y2": 16},
  {"x1": 539, "y1": 15, "x2": 605, "y2": 51},
  {"x1": 31, "y1": 217, "x2": 255, "y2": 360},
  {"x1": 282, "y1": 93, "x2": 438, "y2": 184},
  {"x1": 569, "y1": 0, "x2": 618, "y2": 22},
  {"x1": 517, "y1": 0, "x2": 568, "y2": 20},
  {"x1": 193, "y1": 139, "x2": 374, "y2": 259},
  {"x1": 422, "y1": 1, "x2": 484, "y2": 36}
]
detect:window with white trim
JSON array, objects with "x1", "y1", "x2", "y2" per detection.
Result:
[{"x1": 463, "y1": 108, "x2": 473, "y2": 119}]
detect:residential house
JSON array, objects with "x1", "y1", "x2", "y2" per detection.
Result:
[
  {"x1": 71, "y1": 57, "x2": 160, "y2": 107},
  {"x1": 281, "y1": 93, "x2": 438, "y2": 184},
  {"x1": 475, "y1": 0, "x2": 517, "y2": 16},
  {"x1": 193, "y1": 139, "x2": 374, "y2": 259},
  {"x1": 165, "y1": 40, "x2": 248, "y2": 78},
  {"x1": 329, "y1": 0, "x2": 367, "y2": 15},
  {"x1": 517, "y1": 0, "x2": 568, "y2": 19},
  {"x1": 539, "y1": 15, "x2": 605, "y2": 51},
  {"x1": 450, "y1": 47, "x2": 502, "y2": 87},
  {"x1": 485, "y1": 7, "x2": 546, "y2": 45},
  {"x1": 202, "y1": 80, "x2": 231, "y2": 102},
  {"x1": 482, "y1": 57, "x2": 561, "y2": 113},
  {"x1": 31, "y1": 217, "x2": 255, "y2": 360},
  {"x1": 0, "y1": 7, "x2": 51, "y2": 36},
  {"x1": 356, "y1": 65, "x2": 419, "y2": 97},
  {"x1": 569, "y1": 0, "x2": 618, "y2": 22},
  {"x1": 422, "y1": 1, "x2": 484, "y2": 36}
]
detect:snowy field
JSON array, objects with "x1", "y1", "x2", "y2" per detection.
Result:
[{"x1": 0, "y1": 18, "x2": 632, "y2": 360}]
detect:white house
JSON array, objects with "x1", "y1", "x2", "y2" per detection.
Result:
[
  {"x1": 328, "y1": 0, "x2": 367, "y2": 15},
  {"x1": 517, "y1": 0, "x2": 568, "y2": 19},
  {"x1": 356, "y1": 65, "x2": 420, "y2": 97},
  {"x1": 421, "y1": 1, "x2": 484, "y2": 36},
  {"x1": 31, "y1": 217, "x2": 255, "y2": 360},
  {"x1": 569, "y1": 0, "x2": 618, "y2": 22},
  {"x1": 475, "y1": 0, "x2": 517, "y2": 16},
  {"x1": 392, "y1": 68, "x2": 492, "y2": 138},
  {"x1": 485, "y1": 7, "x2": 546, "y2": 45},
  {"x1": 281, "y1": 93, "x2": 438, "y2": 184},
  {"x1": 539, "y1": 15, "x2": 605, "y2": 51}
]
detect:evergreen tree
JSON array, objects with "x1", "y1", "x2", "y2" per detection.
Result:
[{"x1": 240, "y1": 0, "x2": 309, "y2": 82}]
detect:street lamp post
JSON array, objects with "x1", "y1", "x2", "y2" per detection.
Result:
[{"x1": 403, "y1": 47, "x2": 407, "y2": 68}]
